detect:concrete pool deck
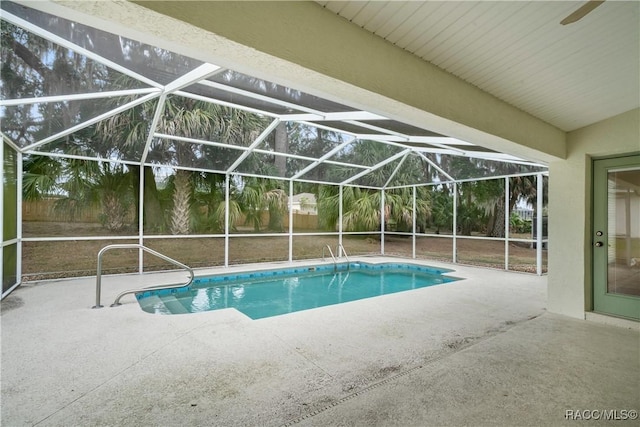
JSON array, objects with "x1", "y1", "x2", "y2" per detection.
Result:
[{"x1": 1, "y1": 257, "x2": 638, "y2": 426}]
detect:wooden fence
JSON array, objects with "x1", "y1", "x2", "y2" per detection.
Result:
[
  {"x1": 22, "y1": 200, "x2": 319, "y2": 230},
  {"x1": 21, "y1": 199, "x2": 136, "y2": 223}
]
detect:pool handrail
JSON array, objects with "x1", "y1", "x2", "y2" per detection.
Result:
[
  {"x1": 322, "y1": 244, "x2": 337, "y2": 269},
  {"x1": 336, "y1": 244, "x2": 350, "y2": 268},
  {"x1": 323, "y1": 244, "x2": 351, "y2": 272},
  {"x1": 93, "y1": 244, "x2": 194, "y2": 309}
]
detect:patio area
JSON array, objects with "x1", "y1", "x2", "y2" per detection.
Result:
[{"x1": 1, "y1": 257, "x2": 637, "y2": 426}]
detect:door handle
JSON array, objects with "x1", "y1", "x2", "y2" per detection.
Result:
[{"x1": 595, "y1": 241, "x2": 603, "y2": 247}]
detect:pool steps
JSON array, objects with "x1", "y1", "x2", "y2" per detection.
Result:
[{"x1": 161, "y1": 296, "x2": 190, "y2": 314}]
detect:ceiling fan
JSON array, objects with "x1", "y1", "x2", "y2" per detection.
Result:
[{"x1": 560, "y1": 0, "x2": 605, "y2": 25}]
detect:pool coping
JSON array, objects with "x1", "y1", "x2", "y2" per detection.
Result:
[{"x1": 136, "y1": 259, "x2": 461, "y2": 300}]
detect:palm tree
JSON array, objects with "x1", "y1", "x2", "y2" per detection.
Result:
[
  {"x1": 342, "y1": 189, "x2": 381, "y2": 232},
  {"x1": 265, "y1": 187, "x2": 288, "y2": 232},
  {"x1": 92, "y1": 163, "x2": 134, "y2": 231},
  {"x1": 317, "y1": 184, "x2": 340, "y2": 231},
  {"x1": 483, "y1": 172, "x2": 545, "y2": 238},
  {"x1": 167, "y1": 97, "x2": 270, "y2": 234},
  {"x1": 213, "y1": 197, "x2": 242, "y2": 232},
  {"x1": 23, "y1": 153, "x2": 134, "y2": 229},
  {"x1": 273, "y1": 122, "x2": 288, "y2": 176},
  {"x1": 158, "y1": 98, "x2": 215, "y2": 234},
  {"x1": 238, "y1": 178, "x2": 288, "y2": 232},
  {"x1": 385, "y1": 186, "x2": 431, "y2": 232},
  {"x1": 97, "y1": 90, "x2": 268, "y2": 234},
  {"x1": 317, "y1": 186, "x2": 398, "y2": 233},
  {"x1": 22, "y1": 155, "x2": 62, "y2": 201},
  {"x1": 46, "y1": 158, "x2": 100, "y2": 222},
  {"x1": 238, "y1": 180, "x2": 264, "y2": 231}
]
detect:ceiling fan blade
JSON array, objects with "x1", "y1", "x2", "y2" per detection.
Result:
[{"x1": 560, "y1": 0, "x2": 605, "y2": 25}]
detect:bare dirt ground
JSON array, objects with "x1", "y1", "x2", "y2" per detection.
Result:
[{"x1": 21, "y1": 222, "x2": 546, "y2": 281}]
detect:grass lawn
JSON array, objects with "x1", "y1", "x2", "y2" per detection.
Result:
[{"x1": 21, "y1": 222, "x2": 547, "y2": 281}]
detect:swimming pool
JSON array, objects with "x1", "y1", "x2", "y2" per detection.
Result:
[{"x1": 136, "y1": 262, "x2": 461, "y2": 319}]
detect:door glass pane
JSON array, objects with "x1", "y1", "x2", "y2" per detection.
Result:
[{"x1": 607, "y1": 168, "x2": 640, "y2": 296}]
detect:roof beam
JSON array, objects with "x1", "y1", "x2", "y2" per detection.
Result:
[
  {"x1": 226, "y1": 119, "x2": 281, "y2": 173},
  {"x1": 0, "y1": 88, "x2": 161, "y2": 107},
  {"x1": 383, "y1": 152, "x2": 409, "y2": 189},
  {"x1": 341, "y1": 149, "x2": 410, "y2": 185},
  {"x1": 290, "y1": 137, "x2": 356, "y2": 180},
  {"x1": 21, "y1": 91, "x2": 161, "y2": 152},
  {"x1": 120, "y1": 0, "x2": 565, "y2": 162},
  {"x1": 164, "y1": 63, "x2": 222, "y2": 93}
]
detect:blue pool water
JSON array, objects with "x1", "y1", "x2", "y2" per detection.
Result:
[{"x1": 136, "y1": 263, "x2": 461, "y2": 319}]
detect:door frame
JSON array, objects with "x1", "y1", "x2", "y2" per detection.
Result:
[{"x1": 592, "y1": 154, "x2": 640, "y2": 320}]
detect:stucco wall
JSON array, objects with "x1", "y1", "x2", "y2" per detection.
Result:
[{"x1": 548, "y1": 108, "x2": 640, "y2": 318}]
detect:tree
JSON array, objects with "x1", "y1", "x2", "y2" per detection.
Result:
[
  {"x1": 430, "y1": 186, "x2": 454, "y2": 234},
  {"x1": 1, "y1": 21, "x2": 138, "y2": 148},
  {"x1": 22, "y1": 155, "x2": 62, "y2": 201},
  {"x1": 98, "y1": 91, "x2": 269, "y2": 234},
  {"x1": 90, "y1": 91, "x2": 165, "y2": 232},
  {"x1": 316, "y1": 146, "x2": 434, "y2": 233},
  {"x1": 93, "y1": 163, "x2": 134, "y2": 231},
  {"x1": 160, "y1": 98, "x2": 216, "y2": 234},
  {"x1": 474, "y1": 172, "x2": 541, "y2": 238},
  {"x1": 342, "y1": 188, "x2": 381, "y2": 232},
  {"x1": 317, "y1": 184, "x2": 341, "y2": 231},
  {"x1": 273, "y1": 122, "x2": 288, "y2": 176},
  {"x1": 238, "y1": 178, "x2": 288, "y2": 232},
  {"x1": 470, "y1": 179, "x2": 505, "y2": 237},
  {"x1": 435, "y1": 156, "x2": 544, "y2": 237},
  {"x1": 287, "y1": 123, "x2": 345, "y2": 182},
  {"x1": 385, "y1": 186, "x2": 431, "y2": 232},
  {"x1": 23, "y1": 154, "x2": 134, "y2": 230}
]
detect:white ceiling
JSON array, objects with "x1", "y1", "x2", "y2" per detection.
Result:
[{"x1": 316, "y1": 1, "x2": 640, "y2": 132}]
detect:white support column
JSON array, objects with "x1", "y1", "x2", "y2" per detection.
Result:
[
  {"x1": 224, "y1": 174, "x2": 230, "y2": 268},
  {"x1": 380, "y1": 189, "x2": 385, "y2": 255},
  {"x1": 536, "y1": 173, "x2": 543, "y2": 276},
  {"x1": 338, "y1": 185, "x2": 343, "y2": 251},
  {"x1": 135, "y1": 91, "x2": 186, "y2": 272},
  {"x1": 412, "y1": 186, "x2": 417, "y2": 259},
  {"x1": 505, "y1": 177, "x2": 510, "y2": 271},
  {"x1": 288, "y1": 180, "x2": 294, "y2": 263},
  {"x1": 453, "y1": 182, "x2": 458, "y2": 263},
  {"x1": 138, "y1": 164, "x2": 145, "y2": 274}
]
